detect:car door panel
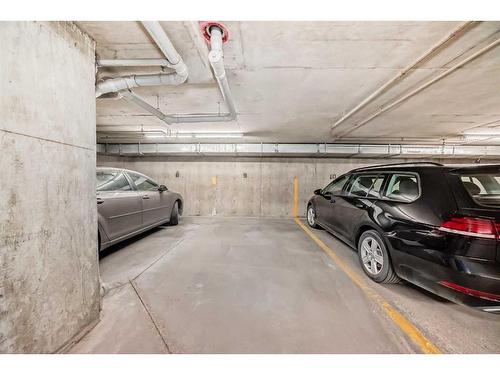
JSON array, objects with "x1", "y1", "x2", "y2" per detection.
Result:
[
  {"x1": 328, "y1": 196, "x2": 372, "y2": 240},
  {"x1": 325, "y1": 174, "x2": 387, "y2": 241},
  {"x1": 126, "y1": 172, "x2": 173, "y2": 227},
  {"x1": 314, "y1": 175, "x2": 350, "y2": 229},
  {"x1": 315, "y1": 195, "x2": 334, "y2": 228},
  {"x1": 97, "y1": 171, "x2": 142, "y2": 240},
  {"x1": 141, "y1": 191, "x2": 173, "y2": 227}
]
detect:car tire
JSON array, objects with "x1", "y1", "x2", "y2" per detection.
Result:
[
  {"x1": 306, "y1": 204, "x2": 321, "y2": 229},
  {"x1": 169, "y1": 201, "x2": 179, "y2": 226},
  {"x1": 357, "y1": 230, "x2": 400, "y2": 284}
]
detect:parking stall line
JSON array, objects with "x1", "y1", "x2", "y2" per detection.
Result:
[{"x1": 293, "y1": 217, "x2": 442, "y2": 354}]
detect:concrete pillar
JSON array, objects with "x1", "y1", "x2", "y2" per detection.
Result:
[{"x1": 0, "y1": 22, "x2": 99, "y2": 353}]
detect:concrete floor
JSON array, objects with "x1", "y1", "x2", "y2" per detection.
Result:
[{"x1": 70, "y1": 217, "x2": 500, "y2": 354}]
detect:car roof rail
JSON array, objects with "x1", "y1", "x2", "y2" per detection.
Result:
[{"x1": 351, "y1": 161, "x2": 444, "y2": 172}]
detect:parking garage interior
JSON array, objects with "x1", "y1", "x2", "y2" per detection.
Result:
[{"x1": 1, "y1": 15, "x2": 500, "y2": 357}]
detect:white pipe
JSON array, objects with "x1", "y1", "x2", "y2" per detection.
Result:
[
  {"x1": 118, "y1": 25, "x2": 237, "y2": 124},
  {"x1": 119, "y1": 90, "x2": 172, "y2": 124},
  {"x1": 207, "y1": 26, "x2": 237, "y2": 119},
  {"x1": 97, "y1": 125, "x2": 169, "y2": 134},
  {"x1": 96, "y1": 142, "x2": 500, "y2": 158},
  {"x1": 141, "y1": 21, "x2": 182, "y2": 65},
  {"x1": 96, "y1": 73, "x2": 187, "y2": 98},
  {"x1": 121, "y1": 90, "x2": 234, "y2": 124},
  {"x1": 330, "y1": 22, "x2": 474, "y2": 135},
  {"x1": 95, "y1": 21, "x2": 188, "y2": 98},
  {"x1": 97, "y1": 130, "x2": 243, "y2": 139},
  {"x1": 98, "y1": 130, "x2": 169, "y2": 136},
  {"x1": 98, "y1": 59, "x2": 172, "y2": 67},
  {"x1": 334, "y1": 36, "x2": 500, "y2": 140}
]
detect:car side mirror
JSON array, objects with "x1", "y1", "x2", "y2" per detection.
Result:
[
  {"x1": 158, "y1": 185, "x2": 168, "y2": 192},
  {"x1": 314, "y1": 189, "x2": 322, "y2": 195}
]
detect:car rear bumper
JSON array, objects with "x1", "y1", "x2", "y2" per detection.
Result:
[
  {"x1": 394, "y1": 252, "x2": 500, "y2": 312},
  {"x1": 436, "y1": 280, "x2": 500, "y2": 312}
]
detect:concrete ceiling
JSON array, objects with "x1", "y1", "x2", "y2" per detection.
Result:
[{"x1": 76, "y1": 21, "x2": 500, "y2": 145}]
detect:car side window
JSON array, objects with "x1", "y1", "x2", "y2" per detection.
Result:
[
  {"x1": 322, "y1": 175, "x2": 349, "y2": 195},
  {"x1": 384, "y1": 174, "x2": 419, "y2": 202},
  {"x1": 347, "y1": 174, "x2": 384, "y2": 198},
  {"x1": 368, "y1": 175, "x2": 385, "y2": 198},
  {"x1": 128, "y1": 172, "x2": 159, "y2": 191},
  {"x1": 97, "y1": 171, "x2": 132, "y2": 192},
  {"x1": 460, "y1": 176, "x2": 488, "y2": 195}
]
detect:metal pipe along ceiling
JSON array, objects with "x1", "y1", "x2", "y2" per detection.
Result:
[
  {"x1": 96, "y1": 142, "x2": 500, "y2": 159},
  {"x1": 95, "y1": 22, "x2": 188, "y2": 98},
  {"x1": 141, "y1": 21, "x2": 182, "y2": 65},
  {"x1": 333, "y1": 36, "x2": 500, "y2": 140},
  {"x1": 120, "y1": 24, "x2": 237, "y2": 124},
  {"x1": 95, "y1": 21, "x2": 237, "y2": 125},
  {"x1": 97, "y1": 59, "x2": 172, "y2": 67},
  {"x1": 94, "y1": 21, "x2": 189, "y2": 97},
  {"x1": 206, "y1": 26, "x2": 237, "y2": 119},
  {"x1": 329, "y1": 22, "x2": 475, "y2": 136}
]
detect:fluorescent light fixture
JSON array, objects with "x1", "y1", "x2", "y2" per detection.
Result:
[
  {"x1": 145, "y1": 132, "x2": 243, "y2": 139},
  {"x1": 192, "y1": 133, "x2": 243, "y2": 139},
  {"x1": 144, "y1": 134, "x2": 167, "y2": 138},
  {"x1": 463, "y1": 130, "x2": 500, "y2": 139},
  {"x1": 463, "y1": 135, "x2": 500, "y2": 141}
]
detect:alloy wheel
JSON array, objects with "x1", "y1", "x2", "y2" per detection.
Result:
[
  {"x1": 360, "y1": 236, "x2": 384, "y2": 275},
  {"x1": 307, "y1": 206, "x2": 316, "y2": 226}
]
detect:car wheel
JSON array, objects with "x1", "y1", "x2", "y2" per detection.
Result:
[
  {"x1": 306, "y1": 204, "x2": 320, "y2": 229},
  {"x1": 169, "y1": 201, "x2": 179, "y2": 226},
  {"x1": 357, "y1": 230, "x2": 400, "y2": 284}
]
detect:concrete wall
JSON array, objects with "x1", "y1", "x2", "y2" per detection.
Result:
[
  {"x1": 0, "y1": 22, "x2": 99, "y2": 353},
  {"x1": 97, "y1": 155, "x2": 489, "y2": 218}
]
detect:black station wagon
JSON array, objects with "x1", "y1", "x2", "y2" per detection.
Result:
[{"x1": 307, "y1": 162, "x2": 500, "y2": 313}]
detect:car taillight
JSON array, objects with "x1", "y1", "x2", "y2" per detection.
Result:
[{"x1": 438, "y1": 215, "x2": 498, "y2": 239}]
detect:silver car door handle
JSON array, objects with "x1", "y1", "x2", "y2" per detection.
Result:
[
  {"x1": 142, "y1": 195, "x2": 150, "y2": 199},
  {"x1": 97, "y1": 198, "x2": 104, "y2": 204}
]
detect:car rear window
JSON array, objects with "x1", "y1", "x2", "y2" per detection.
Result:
[{"x1": 460, "y1": 173, "x2": 500, "y2": 207}]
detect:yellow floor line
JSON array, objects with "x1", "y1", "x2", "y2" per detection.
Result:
[{"x1": 294, "y1": 217, "x2": 442, "y2": 354}]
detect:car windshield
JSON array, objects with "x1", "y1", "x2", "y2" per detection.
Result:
[{"x1": 460, "y1": 173, "x2": 500, "y2": 207}]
